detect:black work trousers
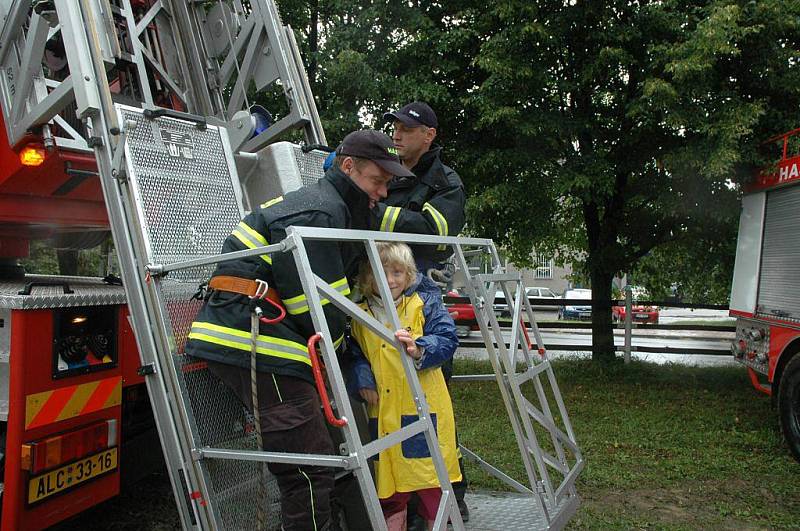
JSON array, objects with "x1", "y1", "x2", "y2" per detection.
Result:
[{"x1": 209, "y1": 361, "x2": 335, "y2": 531}]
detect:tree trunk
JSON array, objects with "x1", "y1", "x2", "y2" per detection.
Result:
[
  {"x1": 57, "y1": 250, "x2": 79, "y2": 276},
  {"x1": 307, "y1": 0, "x2": 319, "y2": 88},
  {"x1": 590, "y1": 266, "x2": 616, "y2": 363}
]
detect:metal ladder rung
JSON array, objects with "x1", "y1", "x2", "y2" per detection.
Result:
[
  {"x1": 361, "y1": 418, "x2": 429, "y2": 459},
  {"x1": 513, "y1": 362, "x2": 551, "y2": 386}
]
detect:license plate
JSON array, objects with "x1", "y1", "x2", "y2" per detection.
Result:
[
  {"x1": 635, "y1": 313, "x2": 649, "y2": 319},
  {"x1": 28, "y1": 447, "x2": 117, "y2": 504}
]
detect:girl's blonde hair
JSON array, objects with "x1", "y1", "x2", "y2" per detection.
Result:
[{"x1": 357, "y1": 241, "x2": 417, "y2": 298}]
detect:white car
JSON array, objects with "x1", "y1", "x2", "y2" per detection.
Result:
[
  {"x1": 525, "y1": 287, "x2": 559, "y2": 310},
  {"x1": 492, "y1": 289, "x2": 510, "y2": 316}
]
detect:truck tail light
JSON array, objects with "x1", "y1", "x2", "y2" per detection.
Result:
[
  {"x1": 19, "y1": 145, "x2": 46, "y2": 166},
  {"x1": 21, "y1": 419, "x2": 117, "y2": 474}
]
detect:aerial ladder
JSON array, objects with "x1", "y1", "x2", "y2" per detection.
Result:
[{"x1": 0, "y1": 1, "x2": 582, "y2": 529}]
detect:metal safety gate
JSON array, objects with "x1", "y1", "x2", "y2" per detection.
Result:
[{"x1": 103, "y1": 104, "x2": 582, "y2": 529}]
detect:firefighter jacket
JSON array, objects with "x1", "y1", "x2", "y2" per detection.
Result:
[
  {"x1": 347, "y1": 274, "x2": 461, "y2": 498},
  {"x1": 185, "y1": 166, "x2": 373, "y2": 384},
  {"x1": 372, "y1": 146, "x2": 466, "y2": 267}
]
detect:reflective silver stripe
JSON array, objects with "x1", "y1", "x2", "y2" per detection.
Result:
[
  {"x1": 231, "y1": 221, "x2": 272, "y2": 264},
  {"x1": 422, "y1": 202, "x2": 448, "y2": 250},
  {"x1": 282, "y1": 278, "x2": 351, "y2": 315},
  {"x1": 189, "y1": 323, "x2": 310, "y2": 364},
  {"x1": 380, "y1": 206, "x2": 401, "y2": 232},
  {"x1": 299, "y1": 468, "x2": 318, "y2": 530},
  {"x1": 387, "y1": 206, "x2": 401, "y2": 232}
]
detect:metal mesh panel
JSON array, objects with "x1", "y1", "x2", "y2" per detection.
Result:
[
  {"x1": 118, "y1": 105, "x2": 280, "y2": 529},
  {"x1": 120, "y1": 106, "x2": 242, "y2": 282},
  {"x1": 175, "y1": 355, "x2": 282, "y2": 531},
  {"x1": 291, "y1": 146, "x2": 326, "y2": 187}
]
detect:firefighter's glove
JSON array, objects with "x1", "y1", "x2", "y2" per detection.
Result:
[{"x1": 427, "y1": 267, "x2": 452, "y2": 289}]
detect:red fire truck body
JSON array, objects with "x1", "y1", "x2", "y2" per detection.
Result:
[
  {"x1": 0, "y1": 0, "x2": 325, "y2": 526},
  {"x1": 0, "y1": 105, "x2": 166, "y2": 530},
  {"x1": 729, "y1": 129, "x2": 800, "y2": 461}
]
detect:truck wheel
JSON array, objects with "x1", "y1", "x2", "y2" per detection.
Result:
[{"x1": 778, "y1": 355, "x2": 800, "y2": 462}]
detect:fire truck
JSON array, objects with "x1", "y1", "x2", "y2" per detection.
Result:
[
  {"x1": 0, "y1": 0, "x2": 325, "y2": 528},
  {"x1": 0, "y1": 1, "x2": 583, "y2": 530},
  {"x1": 730, "y1": 128, "x2": 800, "y2": 462}
]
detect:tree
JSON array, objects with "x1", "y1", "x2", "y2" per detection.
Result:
[
  {"x1": 274, "y1": 0, "x2": 800, "y2": 362},
  {"x1": 275, "y1": 0, "x2": 486, "y2": 143},
  {"x1": 465, "y1": 0, "x2": 800, "y2": 361}
]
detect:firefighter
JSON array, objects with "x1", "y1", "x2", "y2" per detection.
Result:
[
  {"x1": 381, "y1": 101, "x2": 470, "y2": 524},
  {"x1": 185, "y1": 129, "x2": 414, "y2": 531},
  {"x1": 378, "y1": 101, "x2": 466, "y2": 279}
]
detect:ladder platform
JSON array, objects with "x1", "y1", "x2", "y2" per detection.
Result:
[{"x1": 463, "y1": 491, "x2": 579, "y2": 530}]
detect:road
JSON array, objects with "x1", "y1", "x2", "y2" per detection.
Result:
[{"x1": 458, "y1": 308, "x2": 737, "y2": 367}]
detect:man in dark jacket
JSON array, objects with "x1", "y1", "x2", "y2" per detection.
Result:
[
  {"x1": 186, "y1": 129, "x2": 413, "y2": 531},
  {"x1": 381, "y1": 101, "x2": 471, "y2": 524},
  {"x1": 377, "y1": 101, "x2": 466, "y2": 274}
]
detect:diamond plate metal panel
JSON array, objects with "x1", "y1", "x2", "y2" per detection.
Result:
[
  {"x1": 0, "y1": 275, "x2": 127, "y2": 309},
  {"x1": 0, "y1": 308, "x2": 9, "y2": 362},
  {"x1": 464, "y1": 491, "x2": 578, "y2": 530},
  {"x1": 0, "y1": 308, "x2": 8, "y2": 420}
]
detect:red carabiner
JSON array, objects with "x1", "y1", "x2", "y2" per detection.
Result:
[
  {"x1": 259, "y1": 296, "x2": 286, "y2": 325},
  {"x1": 307, "y1": 333, "x2": 347, "y2": 427}
]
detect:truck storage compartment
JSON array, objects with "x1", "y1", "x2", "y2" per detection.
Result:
[{"x1": 757, "y1": 184, "x2": 800, "y2": 321}]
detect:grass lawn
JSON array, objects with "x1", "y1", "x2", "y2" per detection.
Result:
[
  {"x1": 53, "y1": 358, "x2": 798, "y2": 529},
  {"x1": 451, "y1": 358, "x2": 800, "y2": 529}
]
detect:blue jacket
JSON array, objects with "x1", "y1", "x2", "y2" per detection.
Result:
[{"x1": 347, "y1": 273, "x2": 458, "y2": 394}]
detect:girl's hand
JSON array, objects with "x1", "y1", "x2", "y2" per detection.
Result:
[
  {"x1": 359, "y1": 388, "x2": 379, "y2": 406},
  {"x1": 395, "y1": 329, "x2": 420, "y2": 359}
]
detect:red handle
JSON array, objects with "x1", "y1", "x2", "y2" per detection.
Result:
[
  {"x1": 519, "y1": 318, "x2": 545, "y2": 357},
  {"x1": 307, "y1": 333, "x2": 347, "y2": 427},
  {"x1": 258, "y1": 295, "x2": 286, "y2": 325}
]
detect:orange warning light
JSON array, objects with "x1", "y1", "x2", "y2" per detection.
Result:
[{"x1": 20, "y1": 145, "x2": 46, "y2": 166}]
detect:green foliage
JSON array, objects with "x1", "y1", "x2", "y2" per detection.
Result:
[
  {"x1": 20, "y1": 240, "x2": 108, "y2": 277},
  {"x1": 274, "y1": 0, "x2": 800, "y2": 359},
  {"x1": 452, "y1": 358, "x2": 800, "y2": 528}
]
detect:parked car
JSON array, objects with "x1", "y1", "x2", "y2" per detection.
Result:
[
  {"x1": 445, "y1": 290, "x2": 479, "y2": 338},
  {"x1": 492, "y1": 289, "x2": 510, "y2": 316},
  {"x1": 613, "y1": 287, "x2": 659, "y2": 324},
  {"x1": 558, "y1": 289, "x2": 592, "y2": 320},
  {"x1": 526, "y1": 286, "x2": 559, "y2": 310}
]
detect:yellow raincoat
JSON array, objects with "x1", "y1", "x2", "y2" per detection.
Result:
[{"x1": 350, "y1": 290, "x2": 461, "y2": 499}]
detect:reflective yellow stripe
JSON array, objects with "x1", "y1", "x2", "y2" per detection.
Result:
[
  {"x1": 231, "y1": 221, "x2": 272, "y2": 265},
  {"x1": 282, "y1": 278, "x2": 351, "y2": 315},
  {"x1": 239, "y1": 221, "x2": 268, "y2": 245},
  {"x1": 189, "y1": 324, "x2": 346, "y2": 364},
  {"x1": 333, "y1": 334, "x2": 344, "y2": 349},
  {"x1": 422, "y1": 203, "x2": 449, "y2": 250},
  {"x1": 380, "y1": 206, "x2": 401, "y2": 232},
  {"x1": 388, "y1": 207, "x2": 401, "y2": 232},
  {"x1": 260, "y1": 196, "x2": 284, "y2": 209},
  {"x1": 189, "y1": 332, "x2": 311, "y2": 365},
  {"x1": 189, "y1": 322, "x2": 311, "y2": 365}
]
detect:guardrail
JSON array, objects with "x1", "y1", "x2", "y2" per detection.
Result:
[{"x1": 446, "y1": 293, "x2": 735, "y2": 359}]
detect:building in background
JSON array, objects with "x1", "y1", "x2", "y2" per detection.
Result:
[{"x1": 504, "y1": 253, "x2": 572, "y2": 295}]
